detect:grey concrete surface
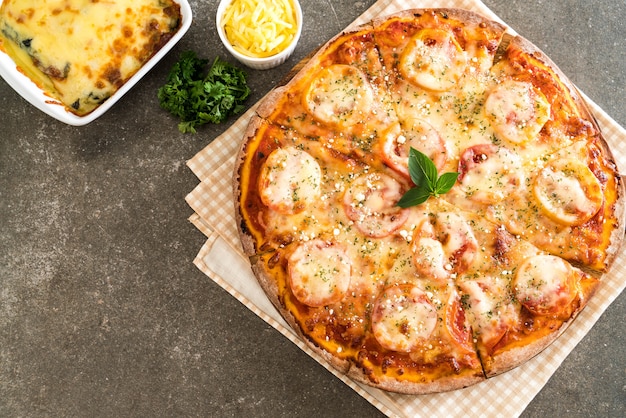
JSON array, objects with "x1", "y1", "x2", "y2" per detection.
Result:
[{"x1": 0, "y1": 1, "x2": 624, "y2": 416}]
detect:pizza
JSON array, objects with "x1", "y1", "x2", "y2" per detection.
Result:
[{"x1": 233, "y1": 8, "x2": 625, "y2": 394}]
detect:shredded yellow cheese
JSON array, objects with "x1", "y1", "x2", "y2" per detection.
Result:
[{"x1": 222, "y1": 0, "x2": 298, "y2": 58}]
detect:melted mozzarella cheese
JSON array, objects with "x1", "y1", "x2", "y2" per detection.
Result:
[
  {"x1": 413, "y1": 237, "x2": 449, "y2": 282},
  {"x1": 533, "y1": 159, "x2": 603, "y2": 226},
  {"x1": 459, "y1": 278, "x2": 519, "y2": 348},
  {"x1": 381, "y1": 118, "x2": 448, "y2": 178},
  {"x1": 412, "y1": 212, "x2": 478, "y2": 281},
  {"x1": 258, "y1": 146, "x2": 322, "y2": 214},
  {"x1": 0, "y1": 0, "x2": 181, "y2": 115},
  {"x1": 372, "y1": 284, "x2": 437, "y2": 352},
  {"x1": 458, "y1": 144, "x2": 524, "y2": 204},
  {"x1": 484, "y1": 79, "x2": 551, "y2": 144},
  {"x1": 342, "y1": 172, "x2": 409, "y2": 238},
  {"x1": 400, "y1": 28, "x2": 468, "y2": 92},
  {"x1": 513, "y1": 255, "x2": 577, "y2": 316},
  {"x1": 303, "y1": 64, "x2": 374, "y2": 127},
  {"x1": 288, "y1": 239, "x2": 352, "y2": 307}
]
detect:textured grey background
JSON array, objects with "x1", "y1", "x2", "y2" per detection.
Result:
[{"x1": 1, "y1": 1, "x2": 624, "y2": 416}]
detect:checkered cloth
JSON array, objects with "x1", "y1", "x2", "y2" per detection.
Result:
[{"x1": 185, "y1": 1, "x2": 626, "y2": 416}]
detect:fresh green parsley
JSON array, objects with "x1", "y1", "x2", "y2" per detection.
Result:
[
  {"x1": 158, "y1": 51, "x2": 251, "y2": 133},
  {"x1": 397, "y1": 147, "x2": 459, "y2": 207}
]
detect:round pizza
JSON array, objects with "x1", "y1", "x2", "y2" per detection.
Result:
[{"x1": 233, "y1": 8, "x2": 625, "y2": 394}]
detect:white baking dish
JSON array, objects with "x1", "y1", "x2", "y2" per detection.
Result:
[{"x1": 0, "y1": 0, "x2": 192, "y2": 126}]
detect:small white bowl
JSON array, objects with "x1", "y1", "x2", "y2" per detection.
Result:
[
  {"x1": 216, "y1": 0, "x2": 302, "y2": 70},
  {"x1": 0, "y1": 0, "x2": 192, "y2": 126}
]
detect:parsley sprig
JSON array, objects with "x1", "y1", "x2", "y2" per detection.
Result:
[
  {"x1": 158, "y1": 51, "x2": 251, "y2": 133},
  {"x1": 397, "y1": 148, "x2": 459, "y2": 207}
]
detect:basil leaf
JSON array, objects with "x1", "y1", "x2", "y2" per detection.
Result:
[
  {"x1": 397, "y1": 186, "x2": 432, "y2": 208},
  {"x1": 398, "y1": 147, "x2": 459, "y2": 208},
  {"x1": 407, "y1": 149, "x2": 426, "y2": 188},
  {"x1": 435, "y1": 172, "x2": 459, "y2": 195},
  {"x1": 409, "y1": 148, "x2": 438, "y2": 192}
]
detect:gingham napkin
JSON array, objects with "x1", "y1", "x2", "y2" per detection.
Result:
[{"x1": 185, "y1": 1, "x2": 626, "y2": 416}]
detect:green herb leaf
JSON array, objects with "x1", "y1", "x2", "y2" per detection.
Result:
[
  {"x1": 435, "y1": 172, "x2": 460, "y2": 195},
  {"x1": 398, "y1": 147, "x2": 459, "y2": 207},
  {"x1": 408, "y1": 147, "x2": 438, "y2": 192},
  {"x1": 158, "y1": 51, "x2": 251, "y2": 133},
  {"x1": 397, "y1": 186, "x2": 432, "y2": 208}
]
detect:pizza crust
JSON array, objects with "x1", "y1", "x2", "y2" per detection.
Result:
[
  {"x1": 484, "y1": 292, "x2": 593, "y2": 377},
  {"x1": 371, "y1": 7, "x2": 506, "y2": 32},
  {"x1": 483, "y1": 325, "x2": 564, "y2": 377},
  {"x1": 233, "y1": 113, "x2": 265, "y2": 258},
  {"x1": 232, "y1": 7, "x2": 625, "y2": 394},
  {"x1": 605, "y1": 184, "x2": 626, "y2": 269},
  {"x1": 346, "y1": 363, "x2": 485, "y2": 395}
]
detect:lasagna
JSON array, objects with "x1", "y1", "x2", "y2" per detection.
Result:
[{"x1": 0, "y1": 0, "x2": 182, "y2": 116}]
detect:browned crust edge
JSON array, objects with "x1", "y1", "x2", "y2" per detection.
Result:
[
  {"x1": 232, "y1": 113, "x2": 265, "y2": 258},
  {"x1": 484, "y1": 292, "x2": 591, "y2": 378},
  {"x1": 605, "y1": 186, "x2": 626, "y2": 270},
  {"x1": 483, "y1": 325, "x2": 564, "y2": 378},
  {"x1": 371, "y1": 7, "x2": 506, "y2": 33},
  {"x1": 485, "y1": 268, "x2": 602, "y2": 377}
]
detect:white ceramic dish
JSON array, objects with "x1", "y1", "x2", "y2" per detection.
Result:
[
  {"x1": 216, "y1": 0, "x2": 302, "y2": 70},
  {"x1": 0, "y1": 0, "x2": 193, "y2": 126}
]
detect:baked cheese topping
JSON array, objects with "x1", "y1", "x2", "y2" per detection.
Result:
[
  {"x1": 484, "y1": 79, "x2": 551, "y2": 144},
  {"x1": 342, "y1": 172, "x2": 409, "y2": 238},
  {"x1": 533, "y1": 159, "x2": 603, "y2": 226},
  {"x1": 372, "y1": 284, "x2": 438, "y2": 352},
  {"x1": 458, "y1": 144, "x2": 524, "y2": 204},
  {"x1": 288, "y1": 239, "x2": 351, "y2": 307},
  {"x1": 400, "y1": 28, "x2": 468, "y2": 92},
  {"x1": 513, "y1": 255, "x2": 577, "y2": 316},
  {"x1": 303, "y1": 64, "x2": 375, "y2": 128},
  {"x1": 382, "y1": 119, "x2": 448, "y2": 178},
  {"x1": 459, "y1": 278, "x2": 520, "y2": 348},
  {"x1": 258, "y1": 146, "x2": 322, "y2": 215},
  {"x1": 0, "y1": 0, "x2": 182, "y2": 115},
  {"x1": 412, "y1": 212, "x2": 478, "y2": 282}
]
